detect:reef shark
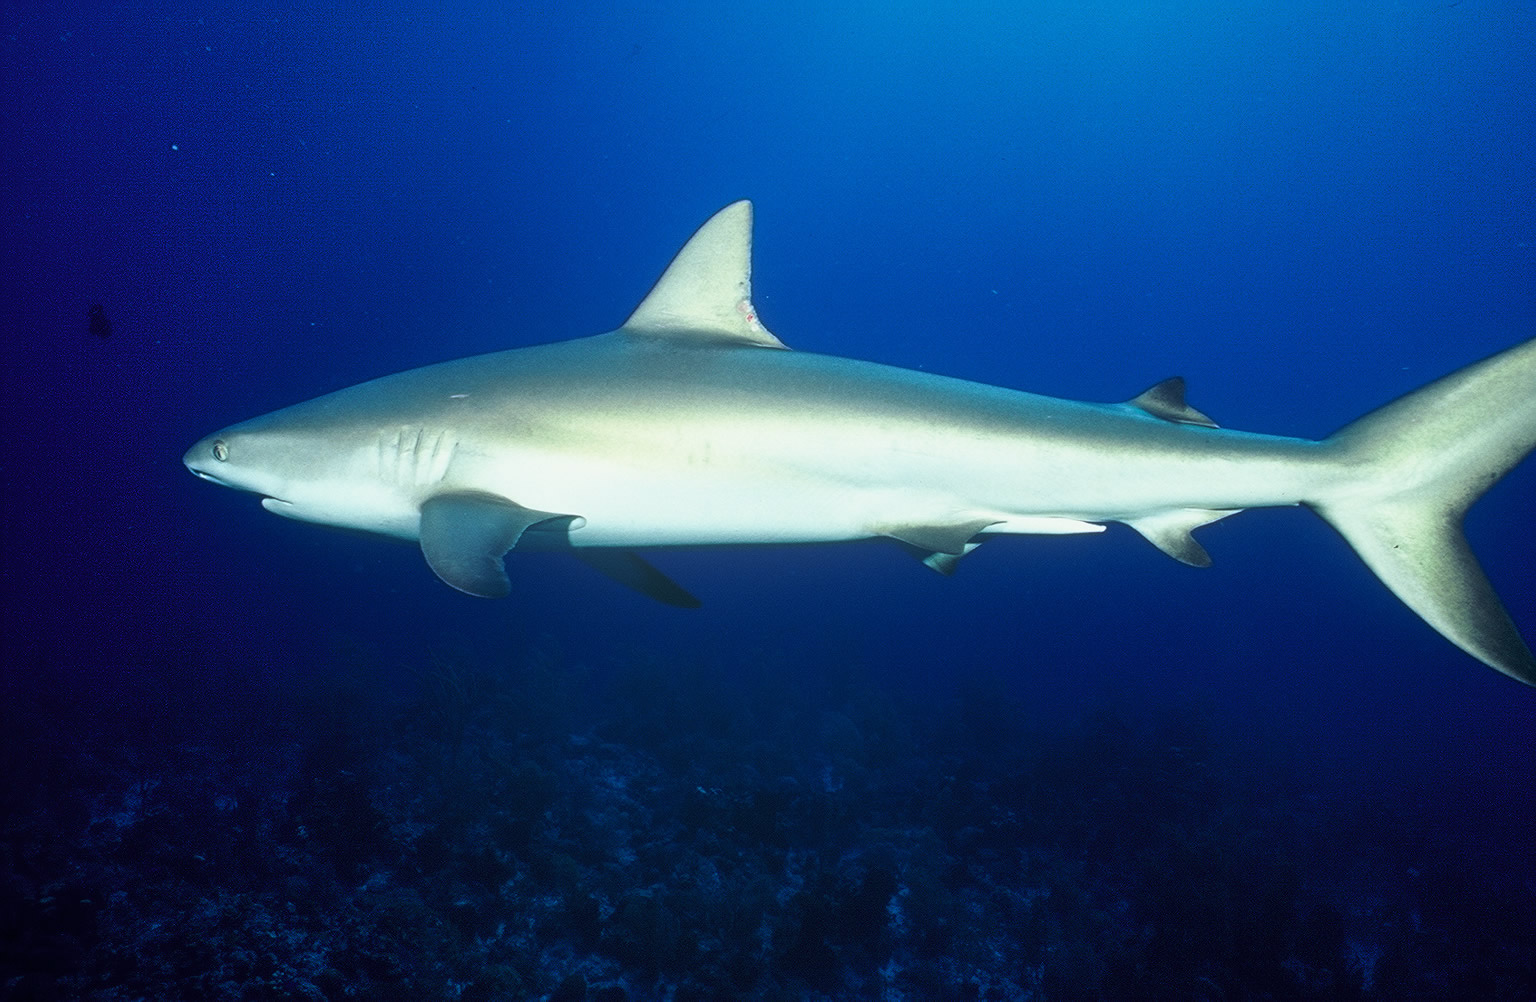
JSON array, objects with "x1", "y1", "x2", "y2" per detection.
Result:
[{"x1": 185, "y1": 201, "x2": 1536, "y2": 685}]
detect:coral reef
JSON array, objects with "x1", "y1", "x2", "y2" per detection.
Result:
[{"x1": 2, "y1": 645, "x2": 1531, "y2": 1000}]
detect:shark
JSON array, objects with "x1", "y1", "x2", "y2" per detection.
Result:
[{"x1": 185, "y1": 201, "x2": 1536, "y2": 685}]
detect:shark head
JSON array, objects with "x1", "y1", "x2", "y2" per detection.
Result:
[{"x1": 183, "y1": 398, "x2": 430, "y2": 538}]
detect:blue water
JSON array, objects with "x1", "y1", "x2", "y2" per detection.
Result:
[{"x1": 4, "y1": 3, "x2": 1534, "y2": 998}]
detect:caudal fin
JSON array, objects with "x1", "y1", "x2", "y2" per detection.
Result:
[{"x1": 1314, "y1": 336, "x2": 1536, "y2": 686}]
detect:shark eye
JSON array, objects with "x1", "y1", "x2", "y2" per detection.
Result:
[{"x1": 212, "y1": 440, "x2": 229, "y2": 462}]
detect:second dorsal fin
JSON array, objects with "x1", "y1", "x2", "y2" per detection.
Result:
[{"x1": 1127, "y1": 377, "x2": 1218, "y2": 428}]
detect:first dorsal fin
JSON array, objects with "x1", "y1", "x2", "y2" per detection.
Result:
[
  {"x1": 1127, "y1": 377, "x2": 1219, "y2": 428},
  {"x1": 621, "y1": 201, "x2": 788, "y2": 349}
]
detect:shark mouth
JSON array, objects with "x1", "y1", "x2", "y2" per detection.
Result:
[{"x1": 189, "y1": 468, "x2": 235, "y2": 488}]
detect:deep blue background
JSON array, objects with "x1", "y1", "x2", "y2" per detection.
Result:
[{"x1": 4, "y1": 2, "x2": 1533, "y2": 853}]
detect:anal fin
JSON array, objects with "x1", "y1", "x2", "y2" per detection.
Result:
[{"x1": 1126, "y1": 508, "x2": 1241, "y2": 567}]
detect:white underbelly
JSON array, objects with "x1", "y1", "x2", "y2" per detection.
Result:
[{"x1": 464, "y1": 451, "x2": 1105, "y2": 549}]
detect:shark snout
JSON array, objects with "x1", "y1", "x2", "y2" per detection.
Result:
[
  {"x1": 183, "y1": 434, "x2": 268, "y2": 497},
  {"x1": 183, "y1": 437, "x2": 228, "y2": 482}
]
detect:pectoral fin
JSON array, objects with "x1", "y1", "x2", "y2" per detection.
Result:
[
  {"x1": 419, "y1": 492, "x2": 575, "y2": 597},
  {"x1": 574, "y1": 549, "x2": 701, "y2": 608}
]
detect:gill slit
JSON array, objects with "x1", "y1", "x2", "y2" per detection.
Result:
[{"x1": 379, "y1": 426, "x2": 457, "y2": 488}]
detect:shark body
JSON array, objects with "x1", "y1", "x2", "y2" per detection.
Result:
[{"x1": 186, "y1": 202, "x2": 1536, "y2": 684}]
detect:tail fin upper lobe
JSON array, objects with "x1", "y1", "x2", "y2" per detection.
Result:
[{"x1": 1314, "y1": 336, "x2": 1536, "y2": 686}]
